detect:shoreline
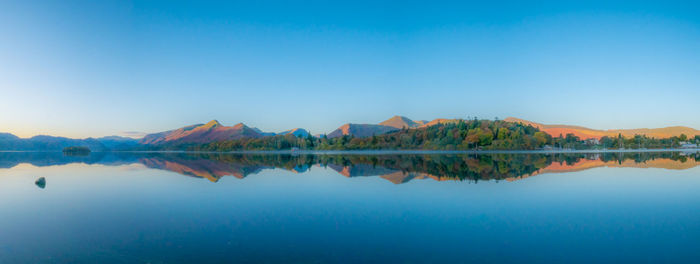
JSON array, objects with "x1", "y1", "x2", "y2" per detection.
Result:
[{"x1": 2, "y1": 148, "x2": 699, "y2": 155}]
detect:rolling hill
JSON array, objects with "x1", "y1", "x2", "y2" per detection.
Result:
[{"x1": 504, "y1": 117, "x2": 700, "y2": 140}]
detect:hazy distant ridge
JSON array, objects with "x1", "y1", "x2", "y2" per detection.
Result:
[{"x1": 0, "y1": 133, "x2": 137, "y2": 151}]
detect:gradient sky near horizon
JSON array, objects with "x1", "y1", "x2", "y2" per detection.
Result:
[{"x1": 1, "y1": 0, "x2": 699, "y2": 138}]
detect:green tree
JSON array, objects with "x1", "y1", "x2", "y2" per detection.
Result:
[{"x1": 533, "y1": 132, "x2": 549, "y2": 147}]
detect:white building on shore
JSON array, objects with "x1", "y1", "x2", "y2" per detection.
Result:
[{"x1": 679, "y1": 141, "x2": 699, "y2": 149}]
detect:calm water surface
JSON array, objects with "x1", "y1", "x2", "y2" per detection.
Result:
[{"x1": 1, "y1": 152, "x2": 700, "y2": 263}]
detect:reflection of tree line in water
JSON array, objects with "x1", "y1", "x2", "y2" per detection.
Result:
[
  {"x1": 1, "y1": 151, "x2": 699, "y2": 183},
  {"x1": 137, "y1": 152, "x2": 700, "y2": 183}
]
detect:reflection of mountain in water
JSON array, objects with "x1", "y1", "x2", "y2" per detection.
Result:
[
  {"x1": 140, "y1": 153, "x2": 318, "y2": 182},
  {"x1": 0, "y1": 151, "x2": 140, "y2": 168},
  {"x1": 141, "y1": 157, "x2": 267, "y2": 182},
  {"x1": 1, "y1": 151, "x2": 698, "y2": 184}
]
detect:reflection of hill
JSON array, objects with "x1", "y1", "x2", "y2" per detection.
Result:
[
  {"x1": 137, "y1": 153, "x2": 321, "y2": 182},
  {"x1": 509, "y1": 153, "x2": 700, "y2": 181},
  {"x1": 611, "y1": 158, "x2": 700, "y2": 170},
  {"x1": 540, "y1": 158, "x2": 700, "y2": 173},
  {"x1": 554, "y1": 157, "x2": 697, "y2": 171},
  {"x1": 1, "y1": 151, "x2": 698, "y2": 184},
  {"x1": 380, "y1": 172, "x2": 433, "y2": 184}
]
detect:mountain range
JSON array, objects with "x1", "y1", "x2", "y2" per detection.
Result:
[
  {"x1": 139, "y1": 120, "x2": 311, "y2": 145},
  {"x1": 140, "y1": 120, "x2": 262, "y2": 145},
  {"x1": 0, "y1": 133, "x2": 137, "y2": 151},
  {"x1": 1, "y1": 116, "x2": 698, "y2": 150}
]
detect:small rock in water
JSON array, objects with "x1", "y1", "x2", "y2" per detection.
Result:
[{"x1": 35, "y1": 177, "x2": 46, "y2": 189}]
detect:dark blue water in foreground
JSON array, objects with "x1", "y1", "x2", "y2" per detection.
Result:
[{"x1": 1, "y1": 152, "x2": 699, "y2": 263}]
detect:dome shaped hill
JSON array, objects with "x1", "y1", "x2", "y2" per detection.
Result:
[{"x1": 379, "y1": 116, "x2": 420, "y2": 129}]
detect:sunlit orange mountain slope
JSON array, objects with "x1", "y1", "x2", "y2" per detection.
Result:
[{"x1": 505, "y1": 117, "x2": 700, "y2": 140}]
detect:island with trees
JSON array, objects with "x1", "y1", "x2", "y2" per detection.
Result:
[{"x1": 62, "y1": 146, "x2": 92, "y2": 156}]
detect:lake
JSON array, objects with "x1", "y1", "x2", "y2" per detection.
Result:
[{"x1": 1, "y1": 151, "x2": 700, "y2": 263}]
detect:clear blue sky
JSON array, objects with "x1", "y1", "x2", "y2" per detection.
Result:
[{"x1": 1, "y1": 0, "x2": 699, "y2": 138}]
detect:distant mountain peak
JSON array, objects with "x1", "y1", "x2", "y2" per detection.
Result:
[
  {"x1": 379, "y1": 116, "x2": 419, "y2": 129},
  {"x1": 0, "y1": 132, "x2": 20, "y2": 140},
  {"x1": 203, "y1": 120, "x2": 222, "y2": 128},
  {"x1": 279, "y1": 128, "x2": 310, "y2": 137},
  {"x1": 232, "y1": 123, "x2": 248, "y2": 129}
]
